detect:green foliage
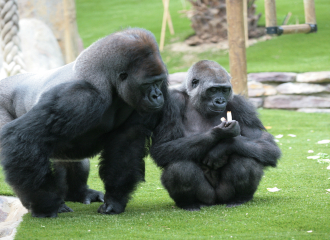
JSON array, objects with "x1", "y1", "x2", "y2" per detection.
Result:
[
  {"x1": 0, "y1": 1, "x2": 329, "y2": 239},
  {"x1": 77, "y1": 0, "x2": 330, "y2": 74},
  {"x1": 0, "y1": 110, "x2": 327, "y2": 239}
]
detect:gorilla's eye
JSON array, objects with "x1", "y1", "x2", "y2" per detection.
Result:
[
  {"x1": 119, "y1": 73, "x2": 128, "y2": 81},
  {"x1": 210, "y1": 87, "x2": 217, "y2": 93},
  {"x1": 192, "y1": 79, "x2": 199, "y2": 88},
  {"x1": 222, "y1": 88, "x2": 229, "y2": 93}
]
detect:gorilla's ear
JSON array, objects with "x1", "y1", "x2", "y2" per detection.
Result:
[{"x1": 119, "y1": 72, "x2": 128, "y2": 81}]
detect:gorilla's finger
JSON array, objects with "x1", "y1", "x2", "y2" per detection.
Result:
[{"x1": 58, "y1": 203, "x2": 74, "y2": 213}]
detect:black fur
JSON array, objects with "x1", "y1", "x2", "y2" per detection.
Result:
[
  {"x1": 150, "y1": 60, "x2": 281, "y2": 211},
  {"x1": 0, "y1": 28, "x2": 168, "y2": 217}
]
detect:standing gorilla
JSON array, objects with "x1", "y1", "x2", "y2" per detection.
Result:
[
  {"x1": 150, "y1": 60, "x2": 281, "y2": 211},
  {"x1": 0, "y1": 28, "x2": 168, "y2": 217}
]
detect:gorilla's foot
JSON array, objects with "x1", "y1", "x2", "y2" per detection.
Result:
[
  {"x1": 97, "y1": 200, "x2": 126, "y2": 215},
  {"x1": 178, "y1": 203, "x2": 201, "y2": 211},
  {"x1": 82, "y1": 189, "x2": 104, "y2": 204},
  {"x1": 31, "y1": 211, "x2": 58, "y2": 218},
  {"x1": 58, "y1": 203, "x2": 74, "y2": 213},
  {"x1": 225, "y1": 195, "x2": 253, "y2": 208}
]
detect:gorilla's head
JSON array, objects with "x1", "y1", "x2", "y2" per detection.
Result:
[
  {"x1": 74, "y1": 28, "x2": 168, "y2": 114},
  {"x1": 185, "y1": 60, "x2": 233, "y2": 118}
]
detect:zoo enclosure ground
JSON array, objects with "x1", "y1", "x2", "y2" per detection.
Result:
[{"x1": 0, "y1": 0, "x2": 329, "y2": 239}]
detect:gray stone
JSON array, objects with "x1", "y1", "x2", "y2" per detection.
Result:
[
  {"x1": 248, "y1": 72, "x2": 297, "y2": 83},
  {"x1": 18, "y1": 0, "x2": 82, "y2": 63},
  {"x1": 276, "y1": 83, "x2": 329, "y2": 95},
  {"x1": 296, "y1": 71, "x2": 330, "y2": 83},
  {"x1": 264, "y1": 95, "x2": 330, "y2": 109},
  {"x1": 247, "y1": 81, "x2": 277, "y2": 97},
  {"x1": 263, "y1": 84, "x2": 277, "y2": 96},
  {"x1": 18, "y1": 18, "x2": 65, "y2": 73},
  {"x1": 248, "y1": 97, "x2": 264, "y2": 108},
  {"x1": 297, "y1": 108, "x2": 330, "y2": 113},
  {"x1": 0, "y1": 196, "x2": 27, "y2": 240},
  {"x1": 248, "y1": 81, "x2": 264, "y2": 97},
  {"x1": 168, "y1": 72, "x2": 187, "y2": 85}
]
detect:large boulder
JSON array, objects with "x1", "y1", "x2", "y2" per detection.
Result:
[
  {"x1": 18, "y1": 18, "x2": 65, "y2": 72},
  {"x1": 17, "y1": 0, "x2": 82, "y2": 63}
]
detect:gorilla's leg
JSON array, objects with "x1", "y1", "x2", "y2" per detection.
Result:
[
  {"x1": 161, "y1": 161, "x2": 216, "y2": 211},
  {"x1": 98, "y1": 127, "x2": 147, "y2": 215},
  {"x1": 53, "y1": 159, "x2": 104, "y2": 204},
  {"x1": 5, "y1": 160, "x2": 68, "y2": 218},
  {"x1": 216, "y1": 155, "x2": 264, "y2": 207}
]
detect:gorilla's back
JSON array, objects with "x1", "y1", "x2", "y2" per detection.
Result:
[{"x1": 0, "y1": 62, "x2": 77, "y2": 118}]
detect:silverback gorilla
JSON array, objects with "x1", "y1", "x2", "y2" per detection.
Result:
[
  {"x1": 150, "y1": 60, "x2": 281, "y2": 211},
  {"x1": 0, "y1": 28, "x2": 168, "y2": 217}
]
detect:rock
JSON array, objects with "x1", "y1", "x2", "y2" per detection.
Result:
[
  {"x1": 276, "y1": 83, "x2": 329, "y2": 95},
  {"x1": 263, "y1": 84, "x2": 277, "y2": 96},
  {"x1": 248, "y1": 81, "x2": 264, "y2": 97},
  {"x1": 248, "y1": 81, "x2": 277, "y2": 97},
  {"x1": 0, "y1": 196, "x2": 28, "y2": 240},
  {"x1": 264, "y1": 95, "x2": 330, "y2": 109},
  {"x1": 248, "y1": 97, "x2": 263, "y2": 108},
  {"x1": 248, "y1": 72, "x2": 297, "y2": 83},
  {"x1": 17, "y1": 0, "x2": 82, "y2": 63},
  {"x1": 296, "y1": 71, "x2": 330, "y2": 83},
  {"x1": 168, "y1": 72, "x2": 187, "y2": 86},
  {"x1": 18, "y1": 18, "x2": 65, "y2": 73},
  {"x1": 297, "y1": 108, "x2": 330, "y2": 113}
]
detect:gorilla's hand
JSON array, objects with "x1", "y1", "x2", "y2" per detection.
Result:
[
  {"x1": 202, "y1": 147, "x2": 229, "y2": 169},
  {"x1": 58, "y1": 203, "x2": 74, "y2": 213},
  {"x1": 31, "y1": 202, "x2": 73, "y2": 218},
  {"x1": 83, "y1": 189, "x2": 104, "y2": 204},
  {"x1": 211, "y1": 120, "x2": 240, "y2": 139},
  {"x1": 98, "y1": 197, "x2": 127, "y2": 215}
]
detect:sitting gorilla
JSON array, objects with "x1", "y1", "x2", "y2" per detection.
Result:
[
  {"x1": 150, "y1": 60, "x2": 281, "y2": 211},
  {"x1": 0, "y1": 28, "x2": 168, "y2": 217}
]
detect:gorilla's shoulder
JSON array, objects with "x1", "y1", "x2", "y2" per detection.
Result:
[
  {"x1": 227, "y1": 95, "x2": 265, "y2": 129},
  {"x1": 169, "y1": 88, "x2": 186, "y2": 107}
]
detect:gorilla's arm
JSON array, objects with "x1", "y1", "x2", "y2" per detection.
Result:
[
  {"x1": 98, "y1": 111, "x2": 153, "y2": 214},
  {"x1": 202, "y1": 95, "x2": 281, "y2": 168},
  {"x1": 150, "y1": 93, "x2": 239, "y2": 168},
  {"x1": 1, "y1": 81, "x2": 109, "y2": 192}
]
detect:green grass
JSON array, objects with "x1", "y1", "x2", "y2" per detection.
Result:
[
  {"x1": 1, "y1": 1, "x2": 329, "y2": 239},
  {"x1": 0, "y1": 109, "x2": 329, "y2": 239},
  {"x1": 76, "y1": 0, "x2": 330, "y2": 74}
]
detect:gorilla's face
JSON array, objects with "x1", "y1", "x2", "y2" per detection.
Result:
[
  {"x1": 186, "y1": 60, "x2": 233, "y2": 118},
  {"x1": 116, "y1": 49, "x2": 167, "y2": 114}
]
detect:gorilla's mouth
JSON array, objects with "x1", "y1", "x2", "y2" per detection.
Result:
[{"x1": 208, "y1": 107, "x2": 225, "y2": 113}]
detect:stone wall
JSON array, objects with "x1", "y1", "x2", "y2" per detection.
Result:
[
  {"x1": 169, "y1": 71, "x2": 330, "y2": 113},
  {"x1": 248, "y1": 72, "x2": 330, "y2": 113}
]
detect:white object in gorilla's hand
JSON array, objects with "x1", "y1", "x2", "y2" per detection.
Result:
[{"x1": 227, "y1": 111, "x2": 232, "y2": 121}]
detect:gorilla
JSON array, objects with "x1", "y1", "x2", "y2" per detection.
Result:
[
  {"x1": 150, "y1": 60, "x2": 281, "y2": 211},
  {"x1": 0, "y1": 28, "x2": 168, "y2": 217}
]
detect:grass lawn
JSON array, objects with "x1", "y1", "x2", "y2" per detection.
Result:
[
  {"x1": 0, "y1": 0, "x2": 329, "y2": 239},
  {"x1": 0, "y1": 109, "x2": 329, "y2": 239},
  {"x1": 76, "y1": 0, "x2": 330, "y2": 74}
]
